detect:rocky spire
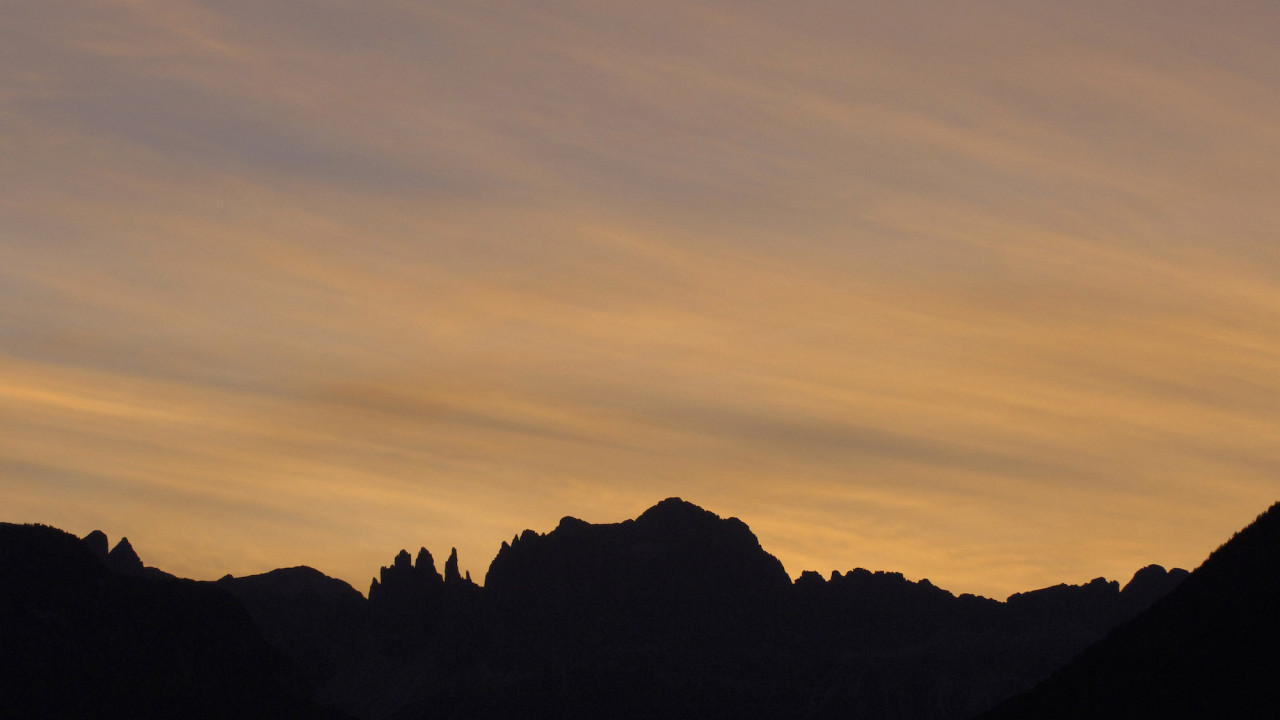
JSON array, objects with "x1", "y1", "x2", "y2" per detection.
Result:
[
  {"x1": 393, "y1": 549, "x2": 412, "y2": 570},
  {"x1": 415, "y1": 547, "x2": 435, "y2": 573},
  {"x1": 444, "y1": 548, "x2": 463, "y2": 584},
  {"x1": 107, "y1": 537, "x2": 144, "y2": 576}
]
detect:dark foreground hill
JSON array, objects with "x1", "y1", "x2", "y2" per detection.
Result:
[
  {"x1": 6, "y1": 497, "x2": 1222, "y2": 720},
  {"x1": 978, "y1": 501, "x2": 1280, "y2": 720},
  {"x1": 0, "y1": 523, "x2": 345, "y2": 720}
]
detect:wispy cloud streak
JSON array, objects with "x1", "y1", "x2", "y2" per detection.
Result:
[{"x1": 2, "y1": 0, "x2": 1278, "y2": 598}]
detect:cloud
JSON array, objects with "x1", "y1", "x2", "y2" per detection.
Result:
[{"x1": 2, "y1": 0, "x2": 1279, "y2": 599}]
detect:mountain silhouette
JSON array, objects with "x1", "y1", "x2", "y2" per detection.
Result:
[
  {"x1": 485, "y1": 497, "x2": 790, "y2": 645},
  {"x1": 6, "y1": 497, "x2": 1228, "y2": 720},
  {"x1": 217, "y1": 567, "x2": 370, "y2": 707},
  {"x1": 467, "y1": 498, "x2": 795, "y2": 719},
  {"x1": 219, "y1": 498, "x2": 1189, "y2": 720},
  {"x1": 0, "y1": 523, "x2": 344, "y2": 720},
  {"x1": 977, "y1": 501, "x2": 1280, "y2": 719}
]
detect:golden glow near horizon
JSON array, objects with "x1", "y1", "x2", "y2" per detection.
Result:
[{"x1": 3, "y1": 1, "x2": 1278, "y2": 599}]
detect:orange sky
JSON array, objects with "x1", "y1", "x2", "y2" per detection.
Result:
[{"x1": 3, "y1": 0, "x2": 1279, "y2": 600}]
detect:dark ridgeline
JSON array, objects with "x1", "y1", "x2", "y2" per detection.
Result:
[
  {"x1": 0, "y1": 523, "x2": 345, "y2": 720},
  {"x1": 204, "y1": 498, "x2": 1189, "y2": 720},
  {"x1": 978, "y1": 501, "x2": 1280, "y2": 719},
  {"x1": 17, "y1": 497, "x2": 1280, "y2": 720}
]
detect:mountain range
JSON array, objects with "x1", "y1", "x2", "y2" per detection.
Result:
[{"x1": 3, "y1": 497, "x2": 1276, "y2": 719}]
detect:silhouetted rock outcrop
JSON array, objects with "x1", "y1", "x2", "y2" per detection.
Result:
[
  {"x1": 1116, "y1": 563, "x2": 1188, "y2": 618},
  {"x1": 444, "y1": 548, "x2": 463, "y2": 584},
  {"x1": 366, "y1": 541, "x2": 482, "y2": 670},
  {"x1": 106, "y1": 536, "x2": 145, "y2": 575},
  {"x1": 83, "y1": 529, "x2": 109, "y2": 560},
  {"x1": 978, "y1": 502, "x2": 1280, "y2": 719},
  {"x1": 80, "y1": 531, "x2": 176, "y2": 580}
]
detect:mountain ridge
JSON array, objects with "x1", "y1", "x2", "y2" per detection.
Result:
[
  {"x1": 978, "y1": 501, "x2": 1280, "y2": 719},
  {"x1": 14, "y1": 496, "x2": 1272, "y2": 720},
  {"x1": 0, "y1": 522, "x2": 344, "y2": 719}
]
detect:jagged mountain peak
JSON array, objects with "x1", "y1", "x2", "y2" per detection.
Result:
[
  {"x1": 392, "y1": 549, "x2": 411, "y2": 570},
  {"x1": 414, "y1": 547, "x2": 436, "y2": 574},
  {"x1": 107, "y1": 536, "x2": 144, "y2": 575},
  {"x1": 444, "y1": 547, "x2": 463, "y2": 584}
]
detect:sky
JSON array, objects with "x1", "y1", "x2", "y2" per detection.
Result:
[{"x1": 3, "y1": 0, "x2": 1279, "y2": 600}]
